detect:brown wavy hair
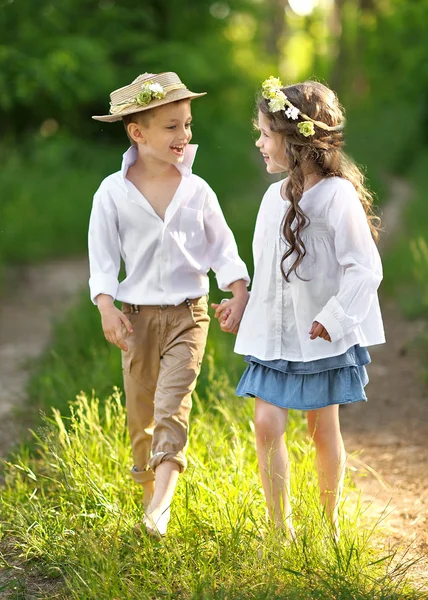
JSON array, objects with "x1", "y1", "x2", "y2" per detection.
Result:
[{"x1": 257, "y1": 80, "x2": 381, "y2": 282}]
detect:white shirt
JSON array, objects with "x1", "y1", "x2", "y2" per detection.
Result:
[
  {"x1": 235, "y1": 177, "x2": 385, "y2": 362},
  {"x1": 88, "y1": 145, "x2": 249, "y2": 305}
]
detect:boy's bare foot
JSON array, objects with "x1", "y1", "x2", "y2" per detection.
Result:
[{"x1": 142, "y1": 506, "x2": 171, "y2": 538}]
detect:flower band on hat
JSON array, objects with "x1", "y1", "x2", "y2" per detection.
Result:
[
  {"x1": 92, "y1": 72, "x2": 206, "y2": 123},
  {"x1": 261, "y1": 76, "x2": 345, "y2": 137},
  {"x1": 110, "y1": 81, "x2": 187, "y2": 115}
]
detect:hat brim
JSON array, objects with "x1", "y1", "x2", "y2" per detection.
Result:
[{"x1": 92, "y1": 89, "x2": 206, "y2": 123}]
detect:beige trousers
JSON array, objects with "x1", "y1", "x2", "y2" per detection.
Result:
[{"x1": 121, "y1": 296, "x2": 210, "y2": 484}]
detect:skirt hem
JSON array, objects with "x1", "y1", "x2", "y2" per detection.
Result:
[{"x1": 236, "y1": 388, "x2": 368, "y2": 411}]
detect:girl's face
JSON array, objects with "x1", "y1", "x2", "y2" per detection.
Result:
[{"x1": 255, "y1": 110, "x2": 287, "y2": 174}]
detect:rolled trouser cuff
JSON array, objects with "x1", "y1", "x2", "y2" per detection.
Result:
[
  {"x1": 149, "y1": 451, "x2": 187, "y2": 473},
  {"x1": 130, "y1": 466, "x2": 155, "y2": 484}
]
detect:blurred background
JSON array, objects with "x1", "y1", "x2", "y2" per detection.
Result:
[
  {"x1": 2, "y1": 4, "x2": 428, "y2": 594},
  {"x1": 1, "y1": 0, "x2": 428, "y2": 405},
  {"x1": 2, "y1": 0, "x2": 428, "y2": 272}
]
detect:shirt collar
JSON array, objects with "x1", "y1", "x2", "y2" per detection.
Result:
[
  {"x1": 176, "y1": 144, "x2": 197, "y2": 177},
  {"x1": 120, "y1": 144, "x2": 198, "y2": 183}
]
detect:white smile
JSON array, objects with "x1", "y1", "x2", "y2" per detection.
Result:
[{"x1": 170, "y1": 144, "x2": 186, "y2": 156}]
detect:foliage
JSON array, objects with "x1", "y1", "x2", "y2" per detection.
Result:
[
  {"x1": 4, "y1": 0, "x2": 428, "y2": 285},
  {"x1": 333, "y1": 1, "x2": 428, "y2": 182},
  {"x1": 382, "y1": 152, "x2": 428, "y2": 314},
  {"x1": 0, "y1": 0, "x2": 252, "y2": 133}
]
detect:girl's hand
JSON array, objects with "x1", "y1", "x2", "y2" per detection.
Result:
[
  {"x1": 221, "y1": 308, "x2": 240, "y2": 334},
  {"x1": 309, "y1": 321, "x2": 331, "y2": 342},
  {"x1": 212, "y1": 294, "x2": 248, "y2": 334},
  {"x1": 99, "y1": 305, "x2": 133, "y2": 351}
]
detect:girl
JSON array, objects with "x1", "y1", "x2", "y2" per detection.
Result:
[{"x1": 214, "y1": 77, "x2": 385, "y2": 539}]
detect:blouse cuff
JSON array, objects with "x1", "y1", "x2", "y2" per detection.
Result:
[
  {"x1": 215, "y1": 262, "x2": 250, "y2": 292},
  {"x1": 313, "y1": 297, "x2": 346, "y2": 344},
  {"x1": 89, "y1": 273, "x2": 119, "y2": 305}
]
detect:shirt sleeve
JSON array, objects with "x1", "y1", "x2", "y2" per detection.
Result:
[
  {"x1": 313, "y1": 184, "x2": 383, "y2": 343},
  {"x1": 203, "y1": 186, "x2": 250, "y2": 292},
  {"x1": 88, "y1": 189, "x2": 121, "y2": 304}
]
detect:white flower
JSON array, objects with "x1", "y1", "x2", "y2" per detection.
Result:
[
  {"x1": 139, "y1": 81, "x2": 166, "y2": 101},
  {"x1": 147, "y1": 82, "x2": 166, "y2": 100},
  {"x1": 268, "y1": 91, "x2": 287, "y2": 113},
  {"x1": 149, "y1": 83, "x2": 163, "y2": 94},
  {"x1": 285, "y1": 106, "x2": 299, "y2": 120}
]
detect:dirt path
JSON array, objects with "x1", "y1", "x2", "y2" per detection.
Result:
[
  {"x1": 0, "y1": 257, "x2": 88, "y2": 458},
  {"x1": 341, "y1": 178, "x2": 428, "y2": 590}
]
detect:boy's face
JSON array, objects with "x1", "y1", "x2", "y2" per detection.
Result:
[
  {"x1": 129, "y1": 100, "x2": 193, "y2": 165},
  {"x1": 255, "y1": 110, "x2": 287, "y2": 174}
]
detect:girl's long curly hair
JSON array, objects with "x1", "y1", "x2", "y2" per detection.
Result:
[{"x1": 258, "y1": 80, "x2": 381, "y2": 282}]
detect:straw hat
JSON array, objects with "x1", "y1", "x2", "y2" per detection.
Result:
[{"x1": 92, "y1": 72, "x2": 206, "y2": 123}]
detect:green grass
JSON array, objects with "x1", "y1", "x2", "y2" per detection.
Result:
[
  {"x1": 0, "y1": 298, "x2": 423, "y2": 599},
  {"x1": 1, "y1": 386, "x2": 421, "y2": 599}
]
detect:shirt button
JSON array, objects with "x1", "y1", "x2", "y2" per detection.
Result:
[{"x1": 163, "y1": 258, "x2": 168, "y2": 263}]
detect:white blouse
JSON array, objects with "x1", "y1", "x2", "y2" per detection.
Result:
[
  {"x1": 235, "y1": 177, "x2": 385, "y2": 362},
  {"x1": 88, "y1": 145, "x2": 249, "y2": 305}
]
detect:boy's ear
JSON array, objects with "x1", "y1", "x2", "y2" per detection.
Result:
[{"x1": 127, "y1": 122, "x2": 145, "y2": 144}]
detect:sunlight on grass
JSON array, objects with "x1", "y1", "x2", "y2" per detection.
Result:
[{"x1": 1, "y1": 367, "x2": 420, "y2": 599}]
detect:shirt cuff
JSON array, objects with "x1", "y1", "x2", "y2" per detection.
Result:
[
  {"x1": 215, "y1": 262, "x2": 250, "y2": 292},
  {"x1": 313, "y1": 297, "x2": 346, "y2": 344},
  {"x1": 89, "y1": 273, "x2": 119, "y2": 305}
]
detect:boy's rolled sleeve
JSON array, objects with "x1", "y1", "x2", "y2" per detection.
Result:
[
  {"x1": 88, "y1": 190, "x2": 121, "y2": 304},
  {"x1": 203, "y1": 187, "x2": 250, "y2": 291}
]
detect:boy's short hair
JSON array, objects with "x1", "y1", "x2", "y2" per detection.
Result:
[{"x1": 122, "y1": 111, "x2": 153, "y2": 145}]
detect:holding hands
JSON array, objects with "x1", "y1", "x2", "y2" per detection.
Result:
[
  {"x1": 211, "y1": 279, "x2": 249, "y2": 335},
  {"x1": 212, "y1": 292, "x2": 331, "y2": 343}
]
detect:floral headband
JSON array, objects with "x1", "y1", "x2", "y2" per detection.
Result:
[{"x1": 261, "y1": 77, "x2": 345, "y2": 137}]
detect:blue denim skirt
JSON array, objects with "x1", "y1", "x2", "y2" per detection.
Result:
[{"x1": 236, "y1": 345, "x2": 370, "y2": 411}]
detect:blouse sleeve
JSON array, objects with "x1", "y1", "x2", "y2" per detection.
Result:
[
  {"x1": 203, "y1": 186, "x2": 250, "y2": 292},
  {"x1": 313, "y1": 184, "x2": 382, "y2": 343},
  {"x1": 88, "y1": 189, "x2": 121, "y2": 304},
  {"x1": 252, "y1": 190, "x2": 270, "y2": 269}
]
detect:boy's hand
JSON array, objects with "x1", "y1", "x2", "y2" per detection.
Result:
[
  {"x1": 309, "y1": 321, "x2": 331, "y2": 342},
  {"x1": 97, "y1": 294, "x2": 133, "y2": 351},
  {"x1": 212, "y1": 293, "x2": 248, "y2": 335}
]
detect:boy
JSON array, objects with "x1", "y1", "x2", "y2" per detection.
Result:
[{"x1": 89, "y1": 72, "x2": 249, "y2": 537}]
